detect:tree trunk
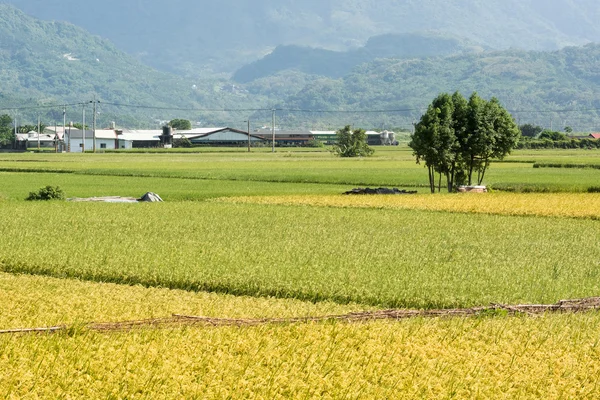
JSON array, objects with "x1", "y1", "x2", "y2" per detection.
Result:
[
  {"x1": 428, "y1": 165, "x2": 435, "y2": 194},
  {"x1": 468, "y1": 155, "x2": 474, "y2": 186},
  {"x1": 448, "y1": 162, "x2": 456, "y2": 192},
  {"x1": 478, "y1": 159, "x2": 489, "y2": 185}
]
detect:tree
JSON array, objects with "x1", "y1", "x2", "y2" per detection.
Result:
[
  {"x1": 409, "y1": 93, "x2": 457, "y2": 193},
  {"x1": 169, "y1": 119, "x2": 192, "y2": 131},
  {"x1": 519, "y1": 123, "x2": 543, "y2": 138},
  {"x1": 332, "y1": 125, "x2": 374, "y2": 157},
  {"x1": 0, "y1": 114, "x2": 15, "y2": 147},
  {"x1": 539, "y1": 130, "x2": 567, "y2": 141},
  {"x1": 410, "y1": 92, "x2": 520, "y2": 192},
  {"x1": 173, "y1": 135, "x2": 193, "y2": 148}
]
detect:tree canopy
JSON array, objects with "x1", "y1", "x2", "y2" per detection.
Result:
[
  {"x1": 332, "y1": 125, "x2": 374, "y2": 157},
  {"x1": 0, "y1": 114, "x2": 14, "y2": 147},
  {"x1": 169, "y1": 119, "x2": 192, "y2": 131},
  {"x1": 409, "y1": 92, "x2": 520, "y2": 193}
]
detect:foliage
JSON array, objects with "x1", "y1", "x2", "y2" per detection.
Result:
[
  {"x1": 25, "y1": 185, "x2": 65, "y2": 201},
  {"x1": 539, "y1": 130, "x2": 568, "y2": 141},
  {"x1": 278, "y1": 43, "x2": 600, "y2": 130},
  {"x1": 169, "y1": 119, "x2": 192, "y2": 130},
  {"x1": 332, "y1": 125, "x2": 374, "y2": 157},
  {"x1": 0, "y1": 114, "x2": 14, "y2": 147},
  {"x1": 519, "y1": 123, "x2": 543, "y2": 138},
  {"x1": 173, "y1": 135, "x2": 193, "y2": 148},
  {"x1": 305, "y1": 138, "x2": 325, "y2": 148},
  {"x1": 517, "y1": 138, "x2": 600, "y2": 149},
  {"x1": 410, "y1": 92, "x2": 520, "y2": 192}
]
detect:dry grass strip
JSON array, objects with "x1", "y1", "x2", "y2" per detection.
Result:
[{"x1": 3, "y1": 297, "x2": 600, "y2": 335}]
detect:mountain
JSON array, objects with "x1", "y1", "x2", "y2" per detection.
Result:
[
  {"x1": 3, "y1": 2, "x2": 600, "y2": 132},
  {"x1": 4, "y1": 0, "x2": 600, "y2": 77},
  {"x1": 233, "y1": 33, "x2": 483, "y2": 83},
  {"x1": 270, "y1": 44, "x2": 600, "y2": 131},
  {"x1": 0, "y1": 4, "x2": 274, "y2": 127}
]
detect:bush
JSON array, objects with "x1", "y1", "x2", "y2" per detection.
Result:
[
  {"x1": 588, "y1": 186, "x2": 600, "y2": 193},
  {"x1": 332, "y1": 125, "x2": 374, "y2": 157},
  {"x1": 26, "y1": 186, "x2": 65, "y2": 201}
]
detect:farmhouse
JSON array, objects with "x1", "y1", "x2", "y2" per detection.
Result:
[
  {"x1": 20, "y1": 126, "x2": 401, "y2": 152},
  {"x1": 255, "y1": 130, "x2": 398, "y2": 146},
  {"x1": 15, "y1": 131, "x2": 63, "y2": 150},
  {"x1": 58, "y1": 127, "x2": 266, "y2": 152}
]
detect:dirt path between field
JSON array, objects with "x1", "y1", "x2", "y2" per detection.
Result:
[{"x1": 2, "y1": 297, "x2": 600, "y2": 335}]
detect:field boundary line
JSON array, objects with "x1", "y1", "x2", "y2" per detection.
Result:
[{"x1": 3, "y1": 297, "x2": 599, "y2": 335}]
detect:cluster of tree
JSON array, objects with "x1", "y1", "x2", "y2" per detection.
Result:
[
  {"x1": 168, "y1": 119, "x2": 192, "y2": 130},
  {"x1": 0, "y1": 114, "x2": 15, "y2": 147},
  {"x1": 519, "y1": 124, "x2": 572, "y2": 140},
  {"x1": 332, "y1": 125, "x2": 374, "y2": 157},
  {"x1": 409, "y1": 92, "x2": 520, "y2": 193},
  {"x1": 517, "y1": 138, "x2": 600, "y2": 149}
]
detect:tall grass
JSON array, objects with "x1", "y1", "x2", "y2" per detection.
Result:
[{"x1": 1, "y1": 202, "x2": 598, "y2": 309}]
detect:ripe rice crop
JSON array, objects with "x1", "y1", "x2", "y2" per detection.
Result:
[
  {"x1": 220, "y1": 192, "x2": 600, "y2": 219},
  {"x1": 2, "y1": 312, "x2": 600, "y2": 398},
  {"x1": 0, "y1": 272, "x2": 363, "y2": 330}
]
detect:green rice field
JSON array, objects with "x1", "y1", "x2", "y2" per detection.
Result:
[{"x1": 1, "y1": 146, "x2": 599, "y2": 398}]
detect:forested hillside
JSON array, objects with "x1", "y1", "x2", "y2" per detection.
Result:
[
  {"x1": 233, "y1": 33, "x2": 480, "y2": 83},
  {"x1": 3, "y1": 3, "x2": 600, "y2": 131},
  {"x1": 270, "y1": 44, "x2": 600, "y2": 131},
  {"x1": 0, "y1": 5, "x2": 269, "y2": 127},
  {"x1": 4, "y1": 0, "x2": 600, "y2": 76}
]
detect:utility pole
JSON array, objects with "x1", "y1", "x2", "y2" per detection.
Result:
[
  {"x1": 82, "y1": 104, "x2": 86, "y2": 153},
  {"x1": 54, "y1": 121, "x2": 58, "y2": 153},
  {"x1": 271, "y1": 109, "x2": 275, "y2": 153},
  {"x1": 91, "y1": 96, "x2": 97, "y2": 153},
  {"x1": 245, "y1": 120, "x2": 251, "y2": 152},
  {"x1": 13, "y1": 110, "x2": 17, "y2": 150},
  {"x1": 63, "y1": 105, "x2": 67, "y2": 152},
  {"x1": 37, "y1": 115, "x2": 40, "y2": 151}
]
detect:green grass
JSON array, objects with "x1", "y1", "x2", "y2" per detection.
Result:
[
  {"x1": 0, "y1": 171, "x2": 355, "y2": 201},
  {"x1": 1, "y1": 201, "x2": 598, "y2": 309},
  {"x1": 1, "y1": 147, "x2": 599, "y2": 192}
]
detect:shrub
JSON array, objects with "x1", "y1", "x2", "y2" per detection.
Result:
[
  {"x1": 588, "y1": 186, "x2": 600, "y2": 193},
  {"x1": 26, "y1": 186, "x2": 65, "y2": 201}
]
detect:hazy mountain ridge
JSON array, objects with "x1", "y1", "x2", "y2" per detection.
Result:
[
  {"x1": 272, "y1": 44, "x2": 600, "y2": 130},
  {"x1": 233, "y1": 33, "x2": 482, "y2": 83},
  {"x1": 4, "y1": 0, "x2": 600, "y2": 77},
  {"x1": 0, "y1": 4, "x2": 269, "y2": 127},
  {"x1": 3, "y1": 3, "x2": 600, "y2": 131}
]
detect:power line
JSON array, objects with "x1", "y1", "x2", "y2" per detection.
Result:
[
  {"x1": 3, "y1": 101, "x2": 600, "y2": 116},
  {"x1": 0, "y1": 102, "x2": 84, "y2": 111}
]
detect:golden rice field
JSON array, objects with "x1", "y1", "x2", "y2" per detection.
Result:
[
  {"x1": 2, "y1": 273, "x2": 600, "y2": 399},
  {"x1": 219, "y1": 192, "x2": 600, "y2": 219}
]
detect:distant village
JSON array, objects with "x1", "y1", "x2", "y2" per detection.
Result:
[{"x1": 13, "y1": 125, "x2": 400, "y2": 152}]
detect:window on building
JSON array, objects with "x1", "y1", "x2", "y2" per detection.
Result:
[{"x1": 100, "y1": 143, "x2": 107, "y2": 149}]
